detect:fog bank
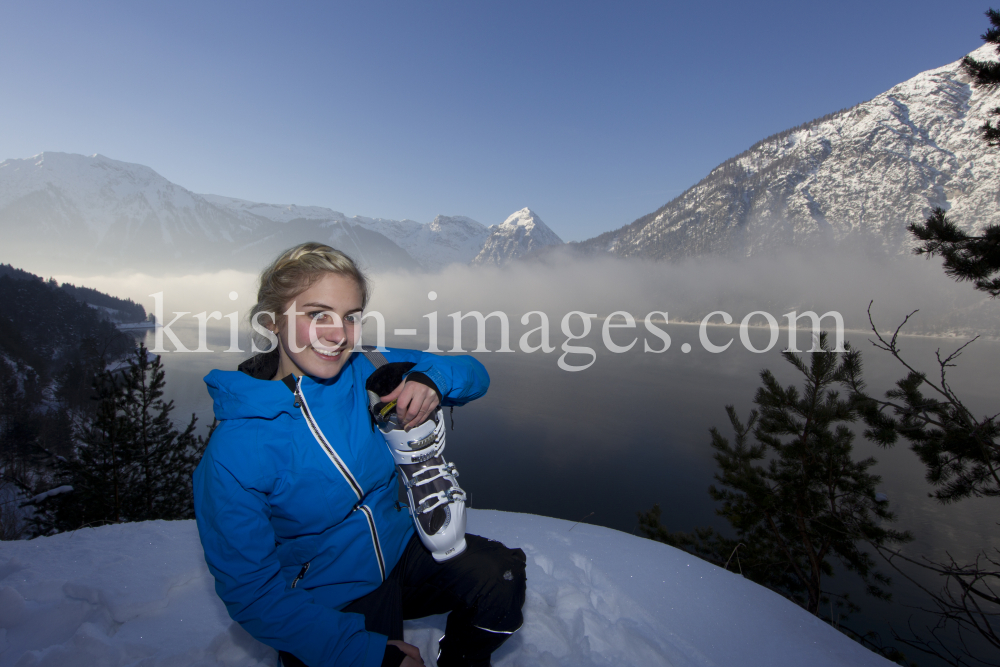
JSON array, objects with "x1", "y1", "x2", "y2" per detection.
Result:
[{"x1": 53, "y1": 247, "x2": 998, "y2": 347}]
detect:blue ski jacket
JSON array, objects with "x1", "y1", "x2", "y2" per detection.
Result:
[{"x1": 193, "y1": 348, "x2": 489, "y2": 667}]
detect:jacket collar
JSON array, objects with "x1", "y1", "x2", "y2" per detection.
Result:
[{"x1": 206, "y1": 350, "x2": 356, "y2": 421}]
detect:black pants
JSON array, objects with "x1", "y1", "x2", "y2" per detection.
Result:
[{"x1": 279, "y1": 533, "x2": 526, "y2": 667}]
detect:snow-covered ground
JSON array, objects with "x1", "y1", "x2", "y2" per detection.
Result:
[{"x1": 0, "y1": 510, "x2": 891, "y2": 667}]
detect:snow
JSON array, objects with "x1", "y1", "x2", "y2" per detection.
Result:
[
  {"x1": 25, "y1": 486, "x2": 73, "y2": 505},
  {"x1": 473, "y1": 208, "x2": 564, "y2": 266},
  {"x1": 104, "y1": 350, "x2": 159, "y2": 373},
  {"x1": 202, "y1": 195, "x2": 491, "y2": 269},
  {"x1": 0, "y1": 510, "x2": 891, "y2": 667},
  {"x1": 197, "y1": 194, "x2": 356, "y2": 226},
  {"x1": 0, "y1": 153, "x2": 268, "y2": 258},
  {"x1": 580, "y1": 43, "x2": 1000, "y2": 260},
  {"x1": 0, "y1": 152, "x2": 494, "y2": 272},
  {"x1": 0, "y1": 153, "x2": 207, "y2": 241}
]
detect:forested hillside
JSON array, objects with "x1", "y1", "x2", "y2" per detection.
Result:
[{"x1": 0, "y1": 264, "x2": 147, "y2": 323}]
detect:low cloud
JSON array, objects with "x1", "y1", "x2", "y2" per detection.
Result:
[
  {"x1": 365, "y1": 247, "x2": 997, "y2": 339},
  {"x1": 50, "y1": 245, "x2": 997, "y2": 355}
]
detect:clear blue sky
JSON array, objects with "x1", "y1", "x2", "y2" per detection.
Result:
[{"x1": 0, "y1": 0, "x2": 989, "y2": 241}]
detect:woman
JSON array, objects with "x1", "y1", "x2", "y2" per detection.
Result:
[{"x1": 193, "y1": 243, "x2": 526, "y2": 667}]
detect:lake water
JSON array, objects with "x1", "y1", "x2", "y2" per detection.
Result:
[{"x1": 140, "y1": 317, "x2": 997, "y2": 663}]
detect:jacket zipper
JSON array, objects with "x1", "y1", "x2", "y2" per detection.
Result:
[
  {"x1": 294, "y1": 378, "x2": 386, "y2": 582},
  {"x1": 358, "y1": 504, "x2": 386, "y2": 581},
  {"x1": 295, "y1": 379, "x2": 363, "y2": 498},
  {"x1": 291, "y1": 562, "x2": 310, "y2": 588}
]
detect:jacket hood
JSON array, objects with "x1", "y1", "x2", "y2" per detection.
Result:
[
  {"x1": 204, "y1": 350, "x2": 353, "y2": 421},
  {"x1": 205, "y1": 367, "x2": 299, "y2": 421}
]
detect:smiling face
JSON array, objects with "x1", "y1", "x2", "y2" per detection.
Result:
[{"x1": 270, "y1": 272, "x2": 364, "y2": 381}]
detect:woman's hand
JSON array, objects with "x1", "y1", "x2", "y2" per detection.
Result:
[
  {"x1": 387, "y1": 640, "x2": 424, "y2": 666},
  {"x1": 380, "y1": 380, "x2": 440, "y2": 431}
]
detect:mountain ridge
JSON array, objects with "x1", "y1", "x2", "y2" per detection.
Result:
[
  {"x1": 202, "y1": 194, "x2": 492, "y2": 269},
  {"x1": 570, "y1": 43, "x2": 1000, "y2": 260},
  {"x1": 0, "y1": 153, "x2": 497, "y2": 274},
  {"x1": 5, "y1": 44, "x2": 994, "y2": 273}
]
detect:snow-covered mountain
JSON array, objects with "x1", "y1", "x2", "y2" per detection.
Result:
[
  {"x1": 0, "y1": 153, "x2": 265, "y2": 274},
  {"x1": 0, "y1": 154, "x2": 485, "y2": 275},
  {"x1": 204, "y1": 195, "x2": 490, "y2": 269},
  {"x1": 574, "y1": 44, "x2": 1000, "y2": 260},
  {"x1": 472, "y1": 208, "x2": 564, "y2": 266},
  {"x1": 416, "y1": 215, "x2": 493, "y2": 268}
]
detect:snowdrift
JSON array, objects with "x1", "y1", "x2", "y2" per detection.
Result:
[{"x1": 0, "y1": 510, "x2": 892, "y2": 667}]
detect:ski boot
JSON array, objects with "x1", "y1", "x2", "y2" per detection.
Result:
[{"x1": 366, "y1": 363, "x2": 468, "y2": 561}]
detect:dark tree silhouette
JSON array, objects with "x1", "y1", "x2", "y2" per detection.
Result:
[
  {"x1": 28, "y1": 344, "x2": 206, "y2": 534},
  {"x1": 845, "y1": 303, "x2": 1000, "y2": 666},
  {"x1": 908, "y1": 9, "x2": 1000, "y2": 299},
  {"x1": 963, "y1": 8, "x2": 1000, "y2": 144},
  {"x1": 640, "y1": 334, "x2": 910, "y2": 653},
  {"x1": 909, "y1": 208, "x2": 1000, "y2": 298},
  {"x1": 838, "y1": 13, "x2": 1000, "y2": 664}
]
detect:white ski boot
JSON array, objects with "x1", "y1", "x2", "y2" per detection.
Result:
[{"x1": 372, "y1": 401, "x2": 468, "y2": 561}]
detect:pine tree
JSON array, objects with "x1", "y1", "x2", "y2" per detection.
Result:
[
  {"x1": 909, "y1": 208, "x2": 1000, "y2": 298},
  {"x1": 963, "y1": 8, "x2": 1000, "y2": 144},
  {"x1": 30, "y1": 344, "x2": 206, "y2": 534},
  {"x1": 911, "y1": 9, "x2": 1000, "y2": 297},
  {"x1": 640, "y1": 334, "x2": 911, "y2": 625},
  {"x1": 118, "y1": 344, "x2": 204, "y2": 520},
  {"x1": 49, "y1": 368, "x2": 138, "y2": 531},
  {"x1": 847, "y1": 305, "x2": 1000, "y2": 665},
  {"x1": 0, "y1": 361, "x2": 43, "y2": 490},
  {"x1": 848, "y1": 309, "x2": 1000, "y2": 502},
  {"x1": 838, "y1": 11, "x2": 1000, "y2": 663}
]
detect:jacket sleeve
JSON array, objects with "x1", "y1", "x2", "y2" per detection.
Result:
[
  {"x1": 379, "y1": 347, "x2": 490, "y2": 407},
  {"x1": 193, "y1": 442, "x2": 387, "y2": 667}
]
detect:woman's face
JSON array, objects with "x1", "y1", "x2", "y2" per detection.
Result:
[{"x1": 270, "y1": 272, "x2": 364, "y2": 380}]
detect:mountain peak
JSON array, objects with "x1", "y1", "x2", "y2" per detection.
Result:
[
  {"x1": 472, "y1": 208, "x2": 563, "y2": 266},
  {"x1": 500, "y1": 208, "x2": 542, "y2": 229},
  {"x1": 572, "y1": 43, "x2": 1000, "y2": 260}
]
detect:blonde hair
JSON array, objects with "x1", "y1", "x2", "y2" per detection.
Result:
[{"x1": 249, "y1": 243, "x2": 370, "y2": 347}]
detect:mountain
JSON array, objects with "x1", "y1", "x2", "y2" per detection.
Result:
[
  {"x1": 203, "y1": 195, "x2": 490, "y2": 269},
  {"x1": 414, "y1": 215, "x2": 493, "y2": 268},
  {"x1": 0, "y1": 153, "x2": 485, "y2": 275},
  {"x1": 0, "y1": 153, "x2": 258, "y2": 274},
  {"x1": 573, "y1": 44, "x2": 1000, "y2": 260},
  {"x1": 8, "y1": 45, "x2": 997, "y2": 274},
  {"x1": 472, "y1": 208, "x2": 564, "y2": 266}
]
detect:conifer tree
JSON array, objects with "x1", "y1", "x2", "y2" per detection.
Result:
[
  {"x1": 118, "y1": 344, "x2": 204, "y2": 520},
  {"x1": 41, "y1": 368, "x2": 138, "y2": 531},
  {"x1": 909, "y1": 208, "x2": 1000, "y2": 298},
  {"x1": 29, "y1": 344, "x2": 206, "y2": 534},
  {"x1": 841, "y1": 14, "x2": 1000, "y2": 661},
  {"x1": 963, "y1": 8, "x2": 1000, "y2": 144},
  {"x1": 910, "y1": 9, "x2": 1000, "y2": 297},
  {"x1": 848, "y1": 308, "x2": 1000, "y2": 503},
  {"x1": 845, "y1": 306, "x2": 1000, "y2": 665},
  {"x1": 639, "y1": 334, "x2": 911, "y2": 624}
]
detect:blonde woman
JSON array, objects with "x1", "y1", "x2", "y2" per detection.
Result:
[{"x1": 193, "y1": 243, "x2": 525, "y2": 667}]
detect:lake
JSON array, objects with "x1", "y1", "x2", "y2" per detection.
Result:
[{"x1": 143, "y1": 318, "x2": 996, "y2": 549}]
